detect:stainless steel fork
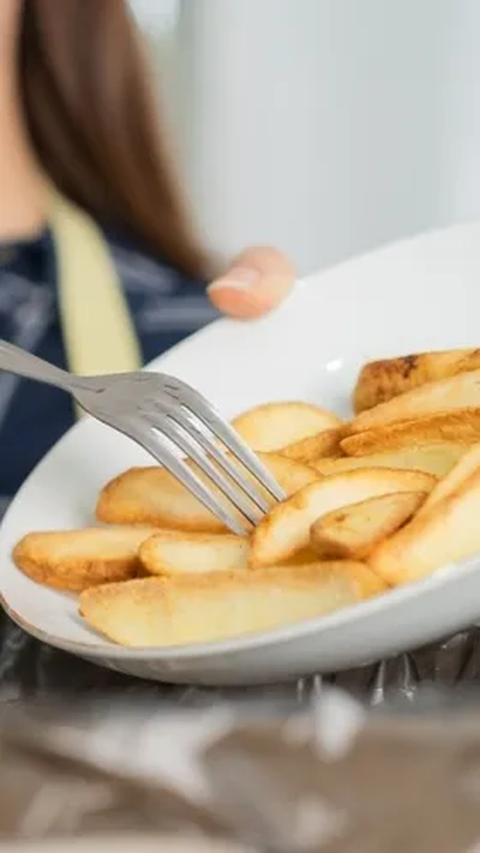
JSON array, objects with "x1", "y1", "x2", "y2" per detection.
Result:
[{"x1": 0, "y1": 340, "x2": 284, "y2": 534}]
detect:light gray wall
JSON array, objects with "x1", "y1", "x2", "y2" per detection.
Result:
[{"x1": 133, "y1": 1, "x2": 480, "y2": 275}]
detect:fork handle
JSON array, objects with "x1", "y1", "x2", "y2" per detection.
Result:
[{"x1": 0, "y1": 339, "x2": 75, "y2": 392}]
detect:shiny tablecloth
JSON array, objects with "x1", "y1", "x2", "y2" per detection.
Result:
[{"x1": 2, "y1": 610, "x2": 480, "y2": 706}]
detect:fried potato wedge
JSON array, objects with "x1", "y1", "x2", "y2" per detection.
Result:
[
  {"x1": 310, "y1": 491, "x2": 425, "y2": 560},
  {"x1": 353, "y1": 349, "x2": 480, "y2": 413},
  {"x1": 280, "y1": 428, "x2": 344, "y2": 462},
  {"x1": 314, "y1": 445, "x2": 466, "y2": 477},
  {"x1": 231, "y1": 402, "x2": 342, "y2": 452},
  {"x1": 139, "y1": 531, "x2": 249, "y2": 577},
  {"x1": 79, "y1": 562, "x2": 385, "y2": 647},
  {"x1": 342, "y1": 410, "x2": 480, "y2": 455},
  {"x1": 96, "y1": 453, "x2": 320, "y2": 532},
  {"x1": 369, "y1": 467, "x2": 480, "y2": 585},
  {"x1": 249, "y1": 468, "x2": 435, "y2": 568},
  {"x1": 13, "y1": 527, "x2": 156, "y2": 592},
  {"x1": 349, "y1": 370, "x2": 480, "y2": 435},
  {"x1": 418, "y1": 443, "x2": 480, "y2": 514}
]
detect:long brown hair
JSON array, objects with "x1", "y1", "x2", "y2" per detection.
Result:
[{"x1": 19, "y1": 0, "x2": 208, "y2": 278}]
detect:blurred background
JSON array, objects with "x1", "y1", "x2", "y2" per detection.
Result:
[{"x1": 131, "y1": 0, "x2": 480, "y2": 275}]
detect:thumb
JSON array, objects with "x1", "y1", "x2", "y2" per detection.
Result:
[{"x1": 207, "y1": 246, "x2": 296, "y2": 319}]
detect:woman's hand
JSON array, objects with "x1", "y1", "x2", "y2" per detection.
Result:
[{"x1": 207, "y1": 246, "x2": 296, "y2": 319}]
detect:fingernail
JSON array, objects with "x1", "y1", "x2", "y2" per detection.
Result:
[{"x1": 207, "y1": 266, "x2": 260, "y2": 293}]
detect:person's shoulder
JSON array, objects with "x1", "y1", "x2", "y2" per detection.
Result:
[
  {"x1": 100, "y1": 226, "x2": 219, "y2": 350},
  {"x1": 101, "y1": 225, "x2": 206, "y2": 296}
]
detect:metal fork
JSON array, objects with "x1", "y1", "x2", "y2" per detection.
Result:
[{"x1": 0, "y1": 340, "x2": 284, "y2": 534}]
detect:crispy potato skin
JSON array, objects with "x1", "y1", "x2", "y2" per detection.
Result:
[
  {"x1": 139, "y1": 531, "x2": 249, "y2": 576},
  {"x1": 310, "y1": 492, "x2": 425, "y2": 560},
  {"x1": 79, "y1": 562, "x2": 386, "y2": 647},
  {"x1": 369, "y1": 467, "x2": 480, "y2": 585},
  {"x1": 341, "y1": 411, "x2": 480, "y2": 456},
  {"x1": 280, "y1": 428, "x2": 345, "y2": 461},
  {"x1": 315, "y1": 444, "x2": 466, "y2": 477},
  {"x1": 415, "y1": 444, "x2": 480, "y2": 515},
  {"x1": 349, "y1": 369, "x2": 480, "y2": 435},
  {"x1": 13, "y1": 527, "x2": 156, "y2": 592},
  {"x1": 232, "y1": 402, "x2": 343, "y2": 452},
  {"x1": 96, "y1": 454, "x2": 320, "y2": 532},
  {"x1": 353, "y1": 349, "x2": 480, "y2": 413},
  {"x1": 249, "y1": 468, "x2": 435, "y2": 568}
]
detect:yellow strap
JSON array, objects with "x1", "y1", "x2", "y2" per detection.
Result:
[{"x1": 49, "y1": 191, "x2": 142, "y2": 379}]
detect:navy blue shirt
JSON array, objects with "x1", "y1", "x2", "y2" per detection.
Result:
[{"x1": 0, "y1": 227, "x2": 218, "y2": 514}]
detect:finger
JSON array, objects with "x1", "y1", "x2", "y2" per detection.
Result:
[{"x1": 207, "y1": 246, "x2": 296, "y2": 319}]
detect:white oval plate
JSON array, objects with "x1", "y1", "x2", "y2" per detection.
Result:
[{"x1": 3, "y1": 222, "x2": 480, "y2": 686}]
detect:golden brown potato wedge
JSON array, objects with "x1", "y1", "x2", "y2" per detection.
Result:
[
  {"x1": 417, "y1": 443, "x2": 480, "y2": 515},
  {"x1": 369, "y1": 467, "x2": 480, "y2": 585},
  {"x1": 283, "y1": 546, "x2": 320, "y2": 565},
  {"x1": 261, "y1": 453, "x2": 321, "y2": 492},
  {"x1": 96, "y1": 453, "x2": 320, "y2": 532},
  {"x1": 13, "y1": 527, "x2": 156, "y2": 592},
  {"x1": 249, "y1": 468, "x2": 435, "y2": 568},
  {"x1": 79, "y1": 561, "x2": 385, "y2": 647},
  {"x1": 314, "y1": 445, "x2": 467, "y2": 477},
  {"x1": 231, "y1": 402, "x2": 342, "y2": 452},
  {"x1": 280, "y1": 428, "x2": 344, "y2": 462},
  {"x1": 353, "y1": 349, "x2": 480, "y2": 413},
  {"x1": 348, "y1": 370, "x2": 480, "y2": 435},
  {"x1": 341, "y1": 411, "x2": 480, "y2": 455},
  {"x1": 310, "y1": 491, "x2": 425, "y2": 560},
  {"x1": 139, "y1": 531, "x2": 249, "y2": 576}
]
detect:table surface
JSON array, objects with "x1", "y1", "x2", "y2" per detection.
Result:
[{"x1": 2, "y1": 608, "x2": 480, "y2": 704}]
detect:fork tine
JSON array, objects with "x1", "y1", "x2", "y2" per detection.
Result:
[
  {"x1": 194, "y1": 410, "x2": 285, "y2": 500},
  {"x1": 148, "y1": 400, "x2": 272, "y2": 515},
  {"x1": 119, "y1": 420, "x2": 249, "y2": 535},
  {"x1": 148, "y1": 413, "x2": 265, "y2": 526},
  {"x1": 172, "y1": 382, "x2": 286, "y2": 501}
]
